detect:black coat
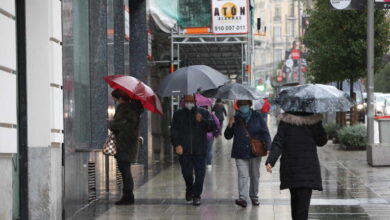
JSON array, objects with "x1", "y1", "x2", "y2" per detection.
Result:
[
  {"x1": 212, "y1": 103, "x2": 227, "y2": 121},
  {"x1": 265, "y1": 113, "x2": 327, "y2": 191},
  {"x1": 109, "y1": 103, "x2": 141, "y2": 163},
  {"x1": 224, "y1": 110, "x2": 272, "y2": 159},
  {"x1": 171, "y1": 107, "x2": 215, "y2": 155}
]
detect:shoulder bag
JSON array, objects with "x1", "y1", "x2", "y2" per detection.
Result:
[
  {"x1": 103, "y1": 132, "x2": 117, "y2": 156},
  {"x1": 241, "y1": 119, "x2": 267, "y2": 157}
]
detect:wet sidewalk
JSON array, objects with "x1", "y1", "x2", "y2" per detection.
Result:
[{"x1": 71, "y1": 118, "x2": 390, "y2": 220}]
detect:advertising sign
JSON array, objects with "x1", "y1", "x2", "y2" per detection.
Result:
[
  {"x1": 330, "y1": 0, "x2": 351, "y2": 9},
  {"x1": 212, "y1": 0, "x2": 249, "y2": 34},
  {"x1": 291, "y1": 49, "x2": 300, "y2": 60},
  {"x1": 375, "y1": 0, "x2": 390, "y2": 9}
]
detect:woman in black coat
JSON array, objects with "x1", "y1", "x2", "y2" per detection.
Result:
[
  {"x1": 109, "y1": 89, "x2": 143, "y2": 205},
  {"x1": 265, "y1": 112, "x2": 327, "y2": 220}
]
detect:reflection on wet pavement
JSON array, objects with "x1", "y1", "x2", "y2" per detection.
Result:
[{"x1": 71, "y1": 117, "x2": 390, "y2": 220}]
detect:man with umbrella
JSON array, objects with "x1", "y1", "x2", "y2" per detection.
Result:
[{"x1": 170, "y1": 94, "x2": 215, "y2": 206}]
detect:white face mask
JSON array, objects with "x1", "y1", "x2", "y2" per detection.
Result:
[{"x1": 184, "y1": 102, "x2": 195, "y2": 110}]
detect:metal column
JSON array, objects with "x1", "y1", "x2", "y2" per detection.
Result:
[{"x1": 367, "y1": 0, "x2": 375, "y2": 145}]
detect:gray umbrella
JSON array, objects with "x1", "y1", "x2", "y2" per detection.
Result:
[
  {"x1": 202, "y1": 83, "x2": 265, "y2": 101},
  {"x1": 274, "y1": 84, "x2": 354, "y2": 113},
  {"x1": 157, "y1": 65, "x2": 229, "y2": 97}
]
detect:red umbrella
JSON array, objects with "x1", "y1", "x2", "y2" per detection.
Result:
[{"x1": 104, "y1": 75, "x2": 163, "y2": 115}]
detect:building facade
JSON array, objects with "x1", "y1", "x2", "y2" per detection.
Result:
[
  {"x1": 253, "y1": 0, "x2": 301, "y2": 88},
  {"x1": 0, "y1": 0, "x2": 18, "y2": 219},
  {"x1": 1, "y1": 0, "x2": 171, "y2": 219}
]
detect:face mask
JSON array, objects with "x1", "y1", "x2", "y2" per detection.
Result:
[
  {"x1": 239, "y1": 105, "x2": 250, "y2": 114},
  {"x1": 184, "y1": 102, "x2": 195, "y2": 110}
]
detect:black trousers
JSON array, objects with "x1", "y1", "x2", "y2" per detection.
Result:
[
  {"x1": 289, "y1": 188, "x2": 312, "y2": 220},
  {"x1": 178, "y1": 155, "x2": 206, "y2": 198},
  {"x1": 117, "y1": 161, "x2": 134, "y2": 192}
]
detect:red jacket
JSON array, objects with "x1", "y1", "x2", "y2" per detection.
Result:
[{"x1": 261, "y1": 99, "x2": 270, "y2": 113}]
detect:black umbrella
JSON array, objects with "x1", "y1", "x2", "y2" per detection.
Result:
[
  {"x1": 202, "y1": 83, "x2": 265, "y2": 101},
  {"x1": 274, "y1": 84, "x2": 354, "y2": 113},
  {"x1": 157, "y1": 65, "x2": 229, "y2": 97}
]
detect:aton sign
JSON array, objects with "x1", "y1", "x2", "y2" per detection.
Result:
[{"x1": 212, "y1": 0, "x2": 249, "y2": 34}]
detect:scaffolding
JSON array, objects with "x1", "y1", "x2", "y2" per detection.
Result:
[{"x1": 170, "y1": 27, "x2": 253, "y2": 84}]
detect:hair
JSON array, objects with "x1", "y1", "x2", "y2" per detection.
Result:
[
  {"x1": 236, "y1": 100, "x2": 252, "y2": 107},
  {"x1": 216, "y1": 98, "x2": 222, "y2": 103},
  {"x1": 111, "y1": 89, "x2": 130, "y2": 102}
]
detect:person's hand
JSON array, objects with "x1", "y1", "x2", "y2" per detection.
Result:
[
  {"x1": 175, "y1": 145, "x2": 183, "y2": 155},
  {"x1": 228, "y1": 117, "x2": 235, "y2": 128},
  {"x1": 196, "y1": 113, "x2": 203, "y2": 122},
  {"x1": 266, "y1": 163, "x2": 273, "y2": 173},
  {"x1": 267, "y1": 151, "x2": 270, "y2": 156}
]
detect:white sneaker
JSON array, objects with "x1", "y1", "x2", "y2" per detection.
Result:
[{"x1": 206, "y1": 165, "x2": 212, "y2": 169}]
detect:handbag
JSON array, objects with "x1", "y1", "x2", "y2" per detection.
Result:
[
  {"x1": 241, "y1": 120, "x2": 267, "y2": 157},
  {"x1": 103, "y1": 132, "x2": 117, "y2": 156}
]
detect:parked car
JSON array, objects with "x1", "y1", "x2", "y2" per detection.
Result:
[
  {"x1": 383, "y1": 98, "x2": 390, "y2": 116},
  {"x1": 375, "y1": 93, "x2": 390, "y2": 116},
  {"x1": 329, "y1": 81, "x2": 365, "y2": 122}
]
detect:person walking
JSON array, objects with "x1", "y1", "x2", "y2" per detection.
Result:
[
  {"x1": 206, "y1": 109, "x2": 221, "y2": 168},
  {"x1": 265, "y1": 112, "x2": 327, "y2": 220},
  {"x1": 212, "y1": 98, "x2": 227, "y2": 127},
  {"x1": 260, "y1": 98, "x2": 271, "y2": 122},
  {"x1": 224, "y1": 100, "x2": 272, "y2": 208},
  {"x1": 171, "y1": 95, "x2": 215, "y2": 206},
  {"x1": 109, "y1": 89, "x2": 143, "y2": 205}
]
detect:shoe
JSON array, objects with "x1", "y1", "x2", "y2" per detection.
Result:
[
  {"x1": 193, "y1": 197, "x2": 201, "y2": 206},
  {"x1": 235, "y1": 199, "x2": 247, "y2": 208},
  {"x1": 206, "y1": 164, "x2": 212, "y2": 169},
  {"x1": 185, "y1": 192, "x2": 193, "y2": 202},
  {"x1": 115, "y1": 190, "x2": 134, "y2": 205},
  {"x1": 251, "y1": 199, "x2": 260, "y2": 206}
]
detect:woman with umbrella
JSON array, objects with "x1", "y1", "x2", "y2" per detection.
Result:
[
  {"x1": 265, "y1": 84, "x2": 352, "y2": 220},
  {"x1": 109, "y1": 89, "x2": 143, "y2": 205},
  {"x1": 224, "y1": 100, "x2": 272, "y2": 207},
  {"x1": 206, "y1": 83, "x2": 272, "y2": 208},
  {"x1": 104, "y1": 75, "x2": 163, "y2": 205}
]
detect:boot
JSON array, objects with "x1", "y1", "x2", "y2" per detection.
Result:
[{"x1": 115, "y1": 189, "x2": 134, "y2": 205}]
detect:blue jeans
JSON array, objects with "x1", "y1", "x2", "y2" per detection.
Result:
[
  {"x1": 178, "y1": 155, "x2": 206, "y2": 198},
  {"x1": 206, "y1": 140, "x2": 214, "y2": 165}
]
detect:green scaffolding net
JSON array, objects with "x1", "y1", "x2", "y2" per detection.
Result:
[
  {"x1": 151, "y1": 0, "x2": 254, "y2": 31},
  {"x1": 178, "y1": 0, "x2": 211, "y2": 28}
]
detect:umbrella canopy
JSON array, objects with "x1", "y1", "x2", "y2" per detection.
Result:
[
  {"x1": 104, "y1": 75, "x2": 163, "y2": 115},
  {"x1": 274, "y1": 84, "x2": 354, "y2": 113},
  {"x1": 252, "y1": 99, "x2": 264, "y2": 111},
  {"x1": 157, "y1": 65, "x2": 229, "y2": 96},
  {"x1": 202, "y1": 83, "x2": 265, "y2": 101},
  {"x1": 179, "y1": 93, "x2": 214, "y2": 107}
]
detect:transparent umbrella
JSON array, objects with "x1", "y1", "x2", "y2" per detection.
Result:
[{"x1": 274, "y1": 84, "x2": 354, "y2": 113}]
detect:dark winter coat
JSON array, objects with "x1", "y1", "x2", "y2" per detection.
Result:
[
  {"x1": 265, "y1": 113, "x2": 328, "y2": 191},
  {"x1": 224, "y1": 110, "x2": 272, "y2": 159},
  {"x1": 212, "y1": 103, "x2": 227, "y2": 121},
  {"x1": 171, "y1": 107, "x2": 215, "y2": 155},
  {"x1": 109, "y1": 103, "x2": 141, "y2": 163}
]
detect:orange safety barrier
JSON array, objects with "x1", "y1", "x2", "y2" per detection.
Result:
[{"x1": 184, "y1": 27, "x2": 210, "y2": 35}]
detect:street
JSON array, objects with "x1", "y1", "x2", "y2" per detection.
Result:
[{"x1": 71, "y1": 117, "x2": 390, "y2": 220}]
